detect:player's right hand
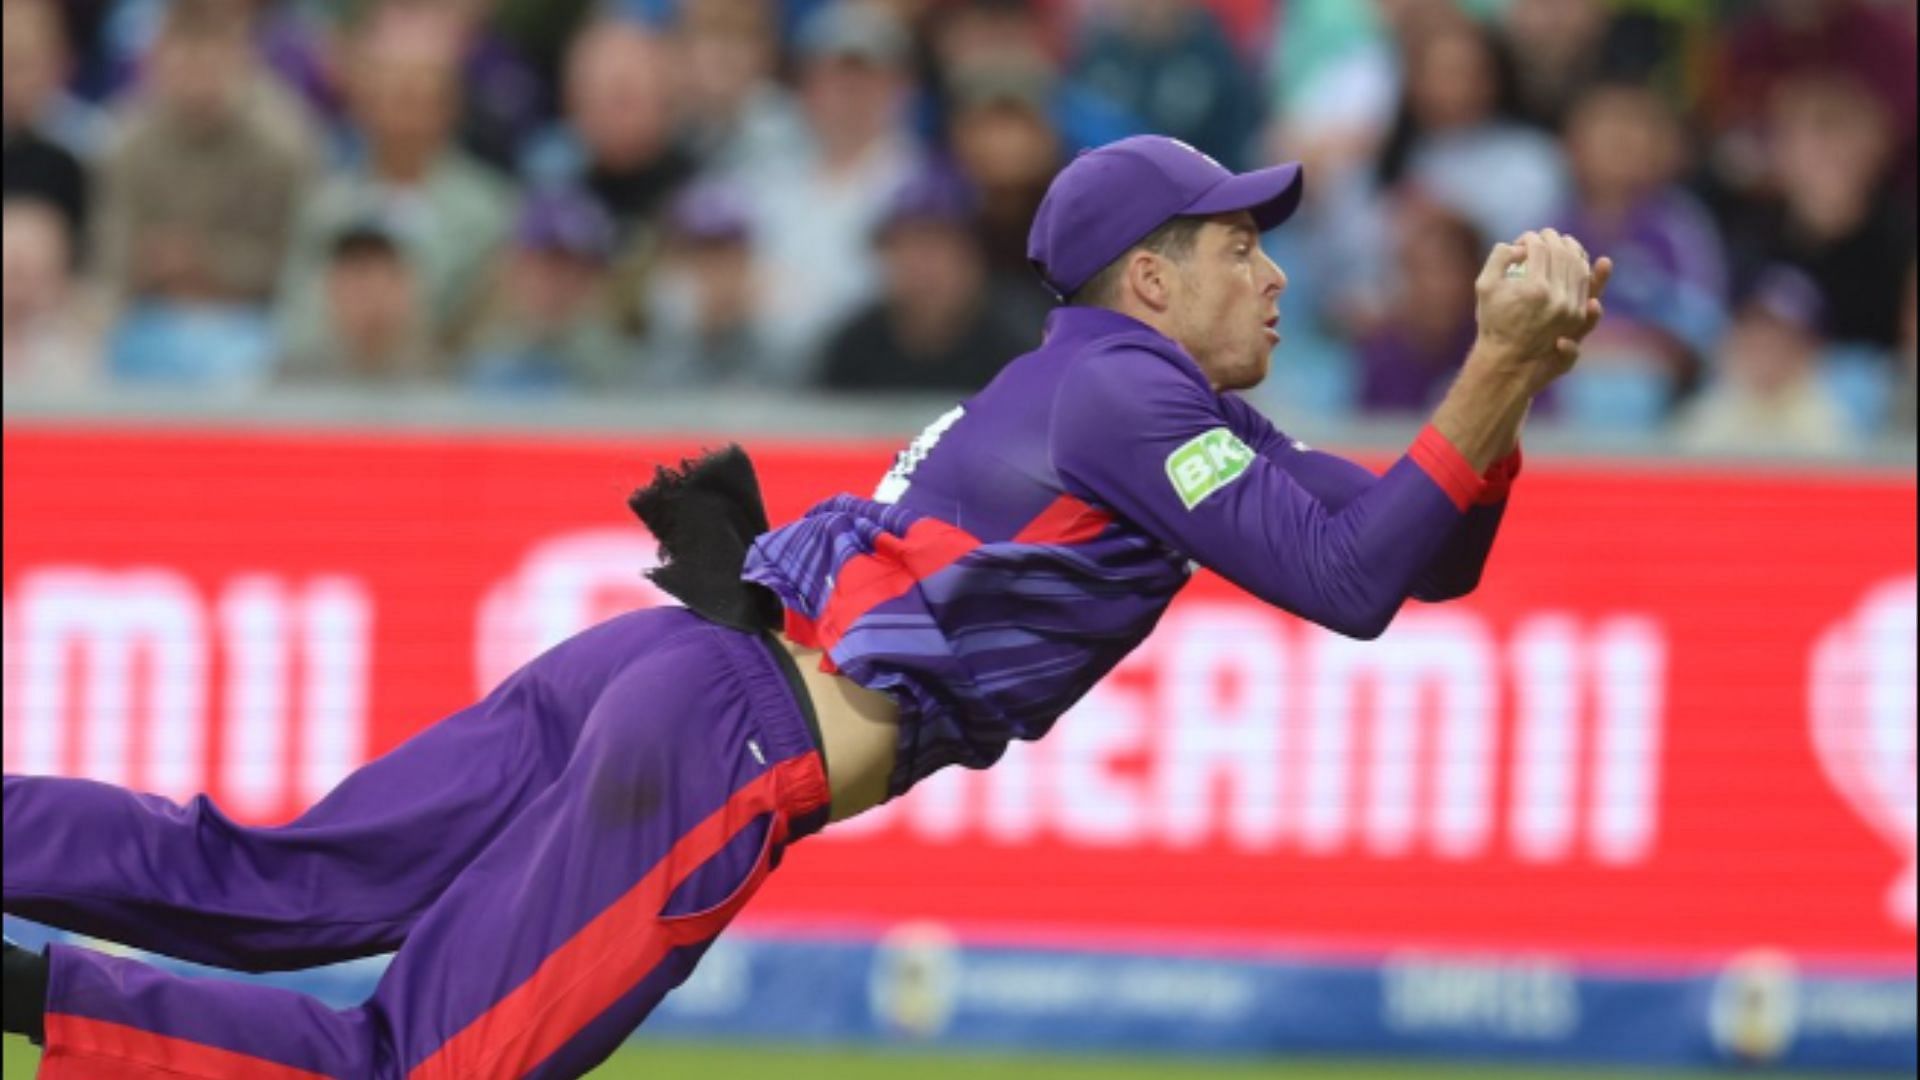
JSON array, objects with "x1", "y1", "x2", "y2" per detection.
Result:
[{"x1": 1471, "y1": 229, "x2": 1609, "y2": 391}]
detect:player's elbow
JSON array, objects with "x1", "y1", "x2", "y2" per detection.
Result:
[
  {"x1": 1280, "y1": 574, "x2": 1407, "y2": 641},
  {"x1": 1414, "y1": 568, "x2": 1482, "y2": 603},
  {"x1": 1318, "y1": 595, "x2": 1402, "y2": 640},
  {"x1": 1332, "y1": 611, "x2": 1393, "y2": 641}
]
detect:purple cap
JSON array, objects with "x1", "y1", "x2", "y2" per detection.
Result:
[
  {"x1": 666, "y1": 180, "x2": 753, "y2": 245},
  {"x1": 515, "y1": 189, "x2": 617, "y2": 262},
  {"x1": 1027, "y1": 135, "x2": 1304, "y2": 300},
  {"x1": 1741, "y1": 263, "x2": 1826, "y2": 336}
]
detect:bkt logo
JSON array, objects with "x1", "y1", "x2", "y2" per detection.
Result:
[
  {"x1": 1166, "y1": 427, "x2": 1255, "y2": 510},
  {"x1": 1808, "y1": 575, "x2": 1917, "y2": 929}
]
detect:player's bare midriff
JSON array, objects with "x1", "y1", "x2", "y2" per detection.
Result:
[{"x1": 774, "y1": 632, "x2": 899, "y2": 822}]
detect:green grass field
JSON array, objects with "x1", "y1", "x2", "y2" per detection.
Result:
[{"x1": 5, "y1": 1034, "x2": 1904, "y2": 1079}]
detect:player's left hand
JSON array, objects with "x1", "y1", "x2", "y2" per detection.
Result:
[
  {"x1": 1507, "y1": 228, "x2": 1612, "y2": 382},
  {"x1": 1553, "y1": 246, "x2": 1612, "y2": 364}
]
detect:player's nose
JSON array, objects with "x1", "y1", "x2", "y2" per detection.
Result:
[{"x1": 1259, "y1": 248, "x2": 1286, "y2": 295}]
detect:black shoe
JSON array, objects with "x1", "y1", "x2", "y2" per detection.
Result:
[{"x1": 3, "y1": 934, "x2": 49, "y2": 1045}]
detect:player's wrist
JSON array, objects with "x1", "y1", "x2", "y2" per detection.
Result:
[
  {"x1": 1465, "y1": 331, "x2": 1531, "y2": 370},
  {"x1": 1456, "y1": 347, "x2": 1539, "y2": 404},
  {"x1": 1430, "y1": 360, "x2": 1534, "y2": 475}
]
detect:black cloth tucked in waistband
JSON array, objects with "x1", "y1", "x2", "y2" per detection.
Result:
[
  {"x1": 628, "y1": 444, "x2": 782, "y2": 635},
  {"x1": 627, "y1": 445, "x2": 826, "y2": 775}
]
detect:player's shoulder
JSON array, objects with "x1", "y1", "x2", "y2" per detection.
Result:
[
  {"x1": 1054, "y1": 330, "x2": 1213, "y2": 409},
  {"x1": 1049, "y1": 350, "x2": 1219, "y2": 457},
  {"x1": 1024, "y1": 306, "x2": 1212, "y2": 401},
  {"x1": 1216, "y1": 390, "x2": 1290, "y2": 450}
]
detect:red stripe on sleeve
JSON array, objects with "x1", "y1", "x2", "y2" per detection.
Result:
[
  {"x1": 1407, "y1": 425, "x2": 1484, "y2": 512},
  {"x1": 1477, "y1": 445, "x2": 1523, "y2": 505},
  {"x1": 41, "y1": 1015, "x2": 332, "y2": 1080},
  {"x1": 783, "y1": 607, "x2": 821, "y2": 649},
  {"x1": 782, "y1": 609, "x2": 840, "y2": 674},
  {"x1": 812, "y1": 519, "x2": 981, "y2": 648},
  {"x1": 801, "y1": 496, "x2": 1104, "y2": 657}
]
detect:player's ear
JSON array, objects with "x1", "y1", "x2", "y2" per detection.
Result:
[{"x1": 1126, "y1": 249, "x2": 1172, "y2": 312}]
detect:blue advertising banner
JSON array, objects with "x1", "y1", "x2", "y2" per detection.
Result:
[{"x1": 8, "y1": 918, "x2": 1910, "y2": 1073}]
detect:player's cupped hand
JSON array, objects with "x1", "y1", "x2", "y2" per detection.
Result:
[{"x1": 1472, "y1": 228, "x2": 1610, "y2": 388}]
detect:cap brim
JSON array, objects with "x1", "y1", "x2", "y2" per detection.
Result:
[{"x1": 1181, "y1": 162, "x2": 1304, "y2": 232}]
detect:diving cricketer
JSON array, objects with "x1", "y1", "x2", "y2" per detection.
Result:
[{"x1": 3, "y1": 135, "x2": 1609, "y2": 1078}]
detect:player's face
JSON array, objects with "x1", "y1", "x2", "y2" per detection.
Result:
[{"x1": 1167, "y1": 213, "x2": 1287, "y2": 392}]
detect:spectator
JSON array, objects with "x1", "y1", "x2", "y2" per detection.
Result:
[
  {"x1": 1708, "y1": 0, "x2": 1917, "y2": 204},
  {"x1": 1351, "y1": 199, "x2": 1485, "y2": 415},
  {"x1": 2, "y1": 131, "x2": 88, "y2": 250},
  {"x1": 1, "y1": 0, "x2": 114, "y2": 164},
  {"x1": 2, "y1": 197, "x2": 99, "y2": 389},
  {"x1": 1263, "y1": 0, "x2": 1428, "y2": 183},
  {"x1": 278, "y1": 2, "x2": 514, "y2": 365},
  {"x1": 1377, "y1": 15, "x2": 1571, "y2": 248},
  {"x1": 256, "y1": 0, "x2": 547, "y2": 172},
  {"x1": 1552, "y1": 82, "x2": 1727, "y2": 415},
  {"x1": 926, "y1": 0, "x2": 1137, "y2": 155},
  {"x1": 928, "y1": 0, "x2": 1056, "y2": 99},
  {"x1": 521, "y1": 17, "x2": 696, "y2": 240},
  {"x1": 818, "y1": 167, "x2": 1030, "y2": 393},
  {"x1": 927, "y1": 0, "x2": 1136, "y2": 339},
  {"x1": 1256, "y1": 0, "x2": 1445, "y2": 381},
  {"x1": 1678, "y1": 265, "x2": 1855, "y2": 454},
  {"x1": 92, "y1": 0, "x2": 322, "y2": 386},
  {"x1": 435, "y1": 0, "x2": 549, "y2": 174},
  {"x1": 463, "y1": 189, "x2": 631, "y2": 393},
  {"x1": 945, "y1": 66, "x2": 1068, "y2": 340},
  {"x1": 524, "y1": 16, "x2": 707, "y2": 347},
  {"x1": 3, "y1": 0, "x2": 96, "y2": 251},
  {"x1": 1069, "y1": 0, "x2": 1261, "y2": 169},
  {"x1": 673, "y1": 0, "x2": 809, "y2": 178},
  {"x1": 1726, "y1": 72, "x2": 1915, "y2": 352},
  {"x1": 639, "y1": 180, "x2": 768, "y2": 389},
  {"x1": 278, "y1": 221, "x2": 439, "y2": 385},
  {"x1": 1498, "y1": 0, "x2": 1707, "y2": 132},
  {"x1": 737, "y1": 0, "x2": 928, "y2": 385},
  {"x1": 1497, "y1": 0, "x2": 1609, "y2": 131}
]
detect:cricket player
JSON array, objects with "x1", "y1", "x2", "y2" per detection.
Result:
[{"x1": 3, "y1": 135, "x2": 1607, "y2": 1078}]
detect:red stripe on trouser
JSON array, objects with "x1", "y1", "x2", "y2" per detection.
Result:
[
  {"x1": 407, "y1": 756, "x2": 814, "y2": 1080},
  {"x1": 40, "y1": 1015, "x2": 332, "y2": 1080}
]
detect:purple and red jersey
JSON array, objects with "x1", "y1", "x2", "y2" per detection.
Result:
[{"x1": 744, "y1": 306, "x2": 1519, "y2": 800}]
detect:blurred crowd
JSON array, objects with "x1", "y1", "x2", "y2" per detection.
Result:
[{"x1": 2, "y1": 0, "x2": 1915, "y2": 451}]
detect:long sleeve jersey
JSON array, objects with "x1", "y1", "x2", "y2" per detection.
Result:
[{"x1": 744, "y1": 306, "x2": 1520, "y2": 800}]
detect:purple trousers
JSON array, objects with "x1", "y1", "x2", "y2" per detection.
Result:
[{"x1": 2, "y1": 607, "x2": 831, "y2": 1079}]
